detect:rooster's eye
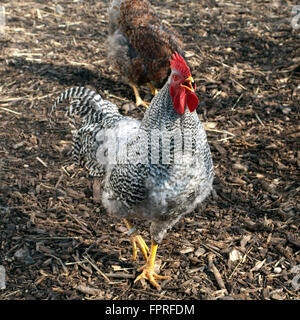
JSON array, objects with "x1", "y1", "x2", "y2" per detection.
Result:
[{"x1": 172, "y1": 75, "x2": 179, "y2": 82}]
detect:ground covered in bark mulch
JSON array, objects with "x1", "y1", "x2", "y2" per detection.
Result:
[{"x1": 0, "y1": 0, "x2": 299, "y2": 300}]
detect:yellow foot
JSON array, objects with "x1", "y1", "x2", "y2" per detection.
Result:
[
  {"x1": 134, "y1": 264, "x2": 170, "y2": 291},
  {"x1": 135, "y1": 96, "x2": 149, "y2": 109},
  {"x1": 129, "y1": 82, "x2": 149, "y2": 108},
  {"x1": 131, "y1": 234, "x2": 150, "y2": 261},
  {"x1": 134, "y1": 240, "x2": 170, "y2": 290}
]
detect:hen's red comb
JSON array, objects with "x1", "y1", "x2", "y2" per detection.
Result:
[{"x1": 170, "y1": 52, "x2": 190, "y2": 79}]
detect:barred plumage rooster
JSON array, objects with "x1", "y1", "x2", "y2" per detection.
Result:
[
  {"x1": 51, "y1": 53, "x2": 214, "y2": 290},
  {"x1": 107, "y1": 0, "x2": 184, "y2": 107}
]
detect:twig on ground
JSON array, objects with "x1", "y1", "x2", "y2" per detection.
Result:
[
  {"x1": 83, "y1": 253, "x2": 111, "y2": 283},
  {"x1": 208, "y1": 253, "x2": 228, "y2": 293}
]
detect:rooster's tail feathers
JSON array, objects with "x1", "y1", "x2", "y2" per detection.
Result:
[
  {"x1": 50, "y1": 86, "x2": 119, "y2": 128},
  {"x1": 50, "y1": 87, "x2": 102, "y2": 121}
]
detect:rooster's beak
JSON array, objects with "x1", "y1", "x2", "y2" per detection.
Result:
[{"x1": 180, "y1": 76, "x2": 195, "y2": 92}]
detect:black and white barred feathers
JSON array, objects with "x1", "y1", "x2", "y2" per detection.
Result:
[
  {"x1": 51, "y1": 86, "x2": 123, "y2": 177},
  {"x1": 51, "y1": 83, "x2": 214, "y2": 244}
]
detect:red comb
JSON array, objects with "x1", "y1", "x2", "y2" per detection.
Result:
[{"x1": 170, "y1": 52, "x2": 190, "y2": 79}]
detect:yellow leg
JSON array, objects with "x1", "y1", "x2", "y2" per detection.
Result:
[
  {"x1": 123, "y1": 218, "x2": 149, "y2": 261},
  {"x1": 129, "y1": 82, "x2": 149, "y2": 108},
  {"x1": 134, "y1": 240, "x2": 170, "y2": 291},
  {"x1": 147, "y1": 82, "x2": 158, "y2": 96}
]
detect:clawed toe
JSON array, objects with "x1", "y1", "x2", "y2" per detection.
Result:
[
  {"x1": 136, "y1": 98, "x2": 149, "y2": 109},
  {"x1": 133, "y1": 240, "x2": 170, "y2": 291},
  {"x1": 134, "y1": 265, "x2": 170, "y2": 291}
]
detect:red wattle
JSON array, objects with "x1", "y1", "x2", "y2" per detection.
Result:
[
  {"x1": 170, "y1": 85, "x2": 199, "y2": 114},
  {"x1": 170, "y1": 86, "x2": 186, "y2": 115},
  {"x1": 186, "y1": 91, "x2": 199, "y2": 113}
]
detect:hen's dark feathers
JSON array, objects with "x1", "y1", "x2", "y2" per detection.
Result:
[{"x1": 107, "y1": 0, "x2": 184, "y2": 87}]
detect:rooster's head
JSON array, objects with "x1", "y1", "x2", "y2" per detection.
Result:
[{"x1": 169, "y1": 52, "x2": 199, "y2": 115}]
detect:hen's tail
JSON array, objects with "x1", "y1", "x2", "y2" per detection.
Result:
[
  {"x1": 50, "y1": 86, "x2": 120, "y2": 129},
  {"x1": 50, "y1": 86, "x2": 122, "y2": 176}
]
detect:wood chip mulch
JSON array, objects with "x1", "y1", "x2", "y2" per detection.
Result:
[{"x1": 0, "y1": 0, "x2": 299, "y2": 300}]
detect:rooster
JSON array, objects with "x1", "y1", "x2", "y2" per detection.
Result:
[
  {"x1": 51, "y1": 53, "x2": 214, "y2": 290},
  {"x1": 107, "y1": 0, "x2": 184, "y2": 108}
]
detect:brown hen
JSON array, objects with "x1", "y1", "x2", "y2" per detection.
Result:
[{"x1": 107, "y1": 0, "x2": 184, "y2": 107}]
